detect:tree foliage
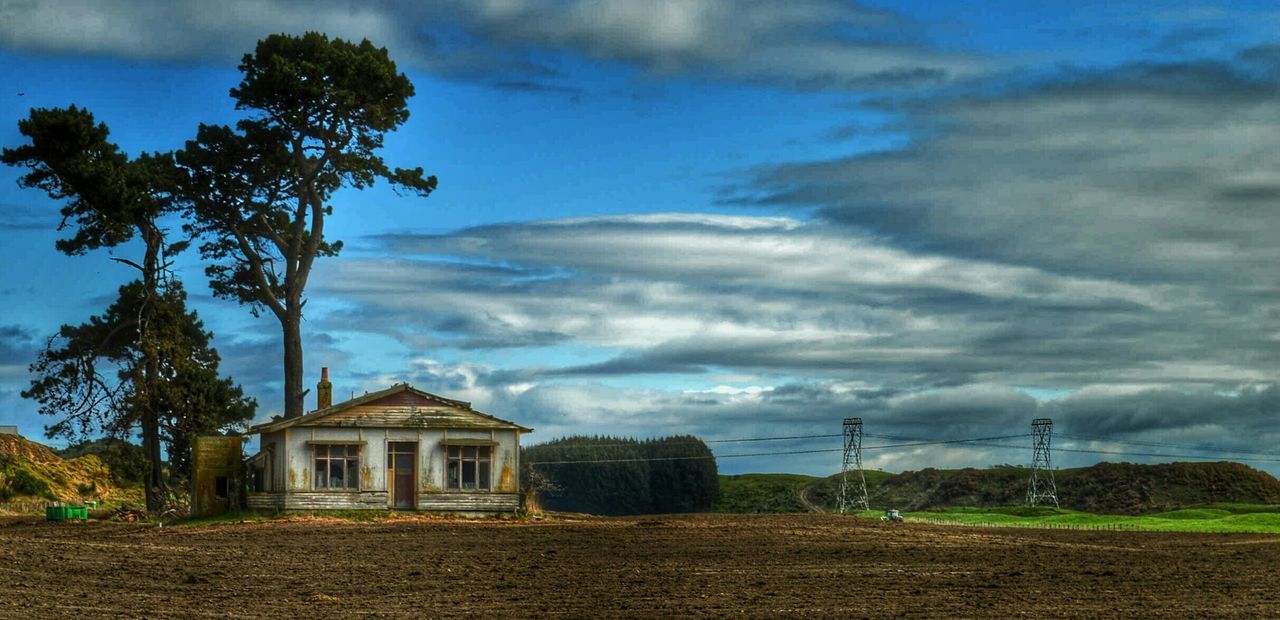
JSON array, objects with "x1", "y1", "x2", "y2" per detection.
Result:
[
  {"x1": 176, "y1": 32, "x2": 436, "y2": 419},
  {"x1": 0, "y1": 105, "x2": 182, "y2": 257},
  {"x1": 523, "y1": 435, "x2": 719, "y2": 515}
]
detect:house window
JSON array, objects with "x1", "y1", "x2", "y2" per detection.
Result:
[
  {"x1": 314, "y1": 444, "x2": 361, "y2": 490},
  {"x1": 445, "y1": 445, "x2": 491, "y2": 490}
]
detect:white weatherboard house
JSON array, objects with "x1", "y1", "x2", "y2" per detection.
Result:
[{"x1": 246, "y1": 370, "x2": 531, "y2": 514}]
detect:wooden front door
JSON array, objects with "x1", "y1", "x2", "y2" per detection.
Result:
[{"x1": 387, "y1": 442, "x2": 417, "y2": 509}]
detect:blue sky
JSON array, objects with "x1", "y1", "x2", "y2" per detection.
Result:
[{"x1": 1, "y1": 1, "x2": 1279, "y2": 476}]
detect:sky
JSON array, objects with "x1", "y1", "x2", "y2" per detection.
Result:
[{"x1": 0, "y1": 0, "x2": 1278, "y2": 477}]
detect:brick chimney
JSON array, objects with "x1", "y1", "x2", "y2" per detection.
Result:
[{"x1": 317, "y1": 367, "x2": 333, "y2": 410}]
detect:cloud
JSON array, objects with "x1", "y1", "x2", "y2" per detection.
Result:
[
  {"x1": 488, "y1": 80, "x2": 584, "y2": 100},
  {"x1": 720, "y1": 59, "x2": 1280, "y2": 387},
  {"x1": 0, "y1": 0, "x2": 981, "y2": 90},
  {"x1": 731, "y1": 58, "x2": 1280, "y2": 282},
  {"x1": 1146, "y1": 25, "x2": 1232, "y2": 55},
  {"x1": 0, "y1": 0, "x2": 419, "y2": 64},
  {"x1": 324, "y1": 212, "x2": 1240, "y2": 392},
  {"x1": 0, "y1": 203, "x2": 59, "y2": 231},
  {"x1": 454, "y1": 0, "x2": 982, "y2": 88},
  {"x1": 207, "y1": 329, "x2": 354, "y2": 423},
  {"x1": 0, "y1": 324, "x2": 37, "y2": 370}
]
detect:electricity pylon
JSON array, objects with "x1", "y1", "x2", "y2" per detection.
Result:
[
  {"x1": 1026, "y1": 418, "x2": 1059, "y2": 507},
  {"x1": 839, "y1": 417, "x2": 869, "y2": 513}
]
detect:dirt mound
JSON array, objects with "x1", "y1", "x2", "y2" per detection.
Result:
[
  {"x1": 0, "y1": 434, "x2": 142, "y2": 509},
  {"x1": 0, "y1": 434, "x2": 61, "y2": 464}
]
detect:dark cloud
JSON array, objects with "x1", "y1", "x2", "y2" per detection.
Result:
[
  {"x1": 0, "y1": 0, "x2": 981, "y2": 92},
  {"x1": 0, "y1": 324, "x2": 37, "y2": 367},
  {"x1": 733, "y1": 60, "x2": 1280, "y2": 282},
  {"x1": 488, "y1": 81, "x2": 583, "y2": 101},
  {"x1": 0, "y1": 203, "x2": 59, "y2": 230},
  {"x1": 1146, "y1": 26, "x2": 1232, "y2": 55},
  {"x1": 549, "y1": 355, "x2": 709, "y2": 377},
  {"x1": 208, "y1": 330, "x2": 353, "y2": 423}
]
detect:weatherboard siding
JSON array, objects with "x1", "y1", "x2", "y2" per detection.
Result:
[
  {"x1": 418, "y1": 493, "x2": 519, "y2": 512},
  {"x1": 248, "y1": 491, "x2": 389, "y2": 511},
  {"x1": 247, "y1": 491, "x2": 518, "y2": 513}
]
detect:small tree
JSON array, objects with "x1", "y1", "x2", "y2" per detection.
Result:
[
  {"x1": 177, "y1": 32, "x2": 437, "y2": 419},
  {"x1": 23, "y1": 281, "x2": 256, "y2": 490}
]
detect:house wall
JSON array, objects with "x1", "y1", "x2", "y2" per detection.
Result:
[
  {"x1": 257, "y1": 430, "x2": 287, "y2": 492},
  {"x1": 191, "y1": 436, "x2": 245, "y2": 517},
  {"x1": 250, "y1": 426, "x2": 522, "y2": 513}
]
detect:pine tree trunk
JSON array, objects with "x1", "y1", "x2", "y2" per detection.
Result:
[
  {"x1": 140, "y1": 226, "x2": 167, "y2": 512},
  {"x1": 282, "y1": 312, "x2": 304, "y2": 419}
]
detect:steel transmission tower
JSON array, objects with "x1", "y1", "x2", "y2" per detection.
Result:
[
  {"x1": 1026, "y1": 418, "x2": 1059, "y2": 507},
  {"x1": 839, "y1": 417, "x2": 869, "y2": 513}
]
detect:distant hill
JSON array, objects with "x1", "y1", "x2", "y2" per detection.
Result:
[
  {"x1": 723, "y1": 462, "x2": 1280, "y2": 516},
  {"x1": 0, "y1": 434, "x2": 141, "y2": 509},
  {"x1": 715, "y1": 474, "x2": 818, "y2": 513}
]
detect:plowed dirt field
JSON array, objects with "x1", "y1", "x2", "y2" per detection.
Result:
[{"x1": 2, "y1": 513, "x2": 1278, "y2": 618}]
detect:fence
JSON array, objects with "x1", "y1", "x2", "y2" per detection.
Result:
[
  {"x1": 908, "y1": 516, "x2": 1143, "y2": 532},
  {"x1": 0, "y1": 501, "x2": 51, "y2": 515}
]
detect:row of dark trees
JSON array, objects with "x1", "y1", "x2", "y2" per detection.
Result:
[
  {"x1": 2, "y1": 33, "x2": 435, "y2": 510},
  {"x1": 523, "y1": 435, "x2": 720, "y2": 515}
]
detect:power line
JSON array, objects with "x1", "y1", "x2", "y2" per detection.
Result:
[
  {"x1": 874, "y1": 431, "x2": 1280, "y2": 463},
  {"x1": 1058, "y1": 433, "x2": 1280, "y2": 459},
  {"x1": 525, "y1": 430, "x2": 1280, "y2": 467},
  {"x1": 921, "y1": 440, "x2": 1280, "y2": 466},
  {"x1": 861, "y1": 434, "x2": 1029, "y2": 450},
  {"x1": 1053, "y1": 445, "x2": 1280, "y2": 464},
  {"x1": 527, "y1": 434, "x2": 1031, "y2": 466},
  {"x1": 527, "y1": 447, "x2": 842, "y2": 466},
  {"x1": 524, "y1": 433, "x2": 842, "y2": 452},
  {"x1": 709, "y1": 433, "x2": 842, "y2": 443}
]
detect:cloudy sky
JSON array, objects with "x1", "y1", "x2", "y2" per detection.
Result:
[{"x1": 1, "y1": 0, "x2": 1278, "y2": 476}]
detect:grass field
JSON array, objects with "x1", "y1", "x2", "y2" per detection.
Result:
[{"x1": 864, "y1": 503, "x2": 1280, "y2": 533}]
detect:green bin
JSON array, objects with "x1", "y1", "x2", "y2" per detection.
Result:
[{"x1": 45, "y1": 504, "x2": 90, "y2": 521}]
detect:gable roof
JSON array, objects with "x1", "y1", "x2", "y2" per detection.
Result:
[{"x1": 249, "y1": 383, "x2": 533, "y2": 434}]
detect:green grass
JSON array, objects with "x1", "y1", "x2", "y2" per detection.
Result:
[{"x1": 866, "y1": 504, "x2": 1280, "y2": 534}]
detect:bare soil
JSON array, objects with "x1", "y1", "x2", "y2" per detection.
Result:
[{"x1": 2, "y1": 513, "x2": 1278, "y2": 618}]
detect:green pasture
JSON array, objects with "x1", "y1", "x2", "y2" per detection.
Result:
[{"x1": 861, "y1": 503, "x2": 1280, "y2": 534}]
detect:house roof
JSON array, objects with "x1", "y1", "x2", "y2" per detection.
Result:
[{"x1": 248, "y1": 383, "x2": 533, "y2": 434}]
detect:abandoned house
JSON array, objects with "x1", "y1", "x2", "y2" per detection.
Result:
[{"x1": 246, "y1": 369, "x2": 532, "y2": 514}]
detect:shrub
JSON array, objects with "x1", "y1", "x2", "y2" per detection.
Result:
[{"x1": 7, "y1": 468, "x2": 51, "y2": 498}]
